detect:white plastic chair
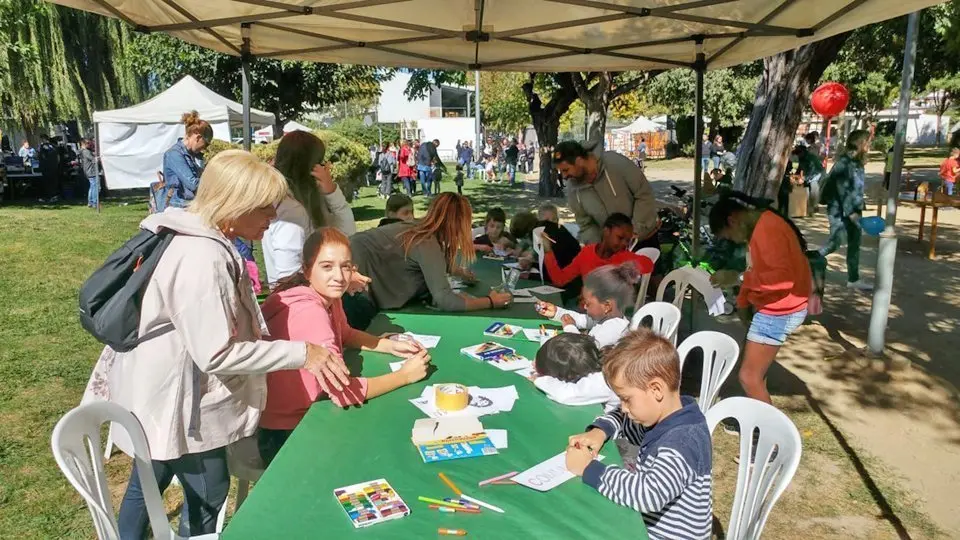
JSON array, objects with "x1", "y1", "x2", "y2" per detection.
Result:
[
  {"x1": 705, "y1": 398, "x2": 802, "y2": 540},
  {"x1": 531, "y1": 226, "x2": 546, "y2": 284},
  {"x1": 632, "y1": 247, "x2": 661, "y2": 311},
  {"x1": 677, "y1": 331, "x2": 740, "y2": 413},
  {"x1": 562, "y1": 222, "x2": 580, "y2": 242},
  {"x1": 629, "y1": 301, "x2": 681, "y2": 344},
  {"x1": 51, "y1": 401, "x2": 219, "y2": 540},
  {"x1": 656, "y1": 267, "x2": 697, "y2": 310}
]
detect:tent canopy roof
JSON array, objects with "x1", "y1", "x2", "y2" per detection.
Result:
[
  {"x1": 52, "y1": 0, "x2": 941, "y2": 72},
  {"x1": 614, "y1": 116, "x2": 666, "y2": 133},
  {"x1": 92, "y1": 75, "x2": 275, "y2": 127}
]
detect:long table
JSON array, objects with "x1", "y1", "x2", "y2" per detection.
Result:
[
  {"x1": 223, "y1": 261, "x2": 648, "y2": 539},
  {"x1": 898, "y1": 194, "x2": 960, "y2": 259}
]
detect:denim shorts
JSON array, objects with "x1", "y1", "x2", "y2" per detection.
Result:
[{"x1": 747, "y1": 309, "x2": 807, "y2": 346}]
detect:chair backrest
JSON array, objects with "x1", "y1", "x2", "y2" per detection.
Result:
[
  {"x1": 531, "y1": 226, "x2": 546, "y2": 284},
  {"x1": 633, "y1": 272, "x2": 652, "y2": 312},
  {"x1": 51, "y1": 402, "x2": 172, "y2": 540},
  {"x1": 562, "y1": 222, "x2": 580, "y2": 242},
  {"x1": 677, "y1": 331, "x2": 740, "y2": 413},
  {"x1": 637, "y1": 246, "x2": 661, "y2": 265},
  {"x1": 629, "y1": 301, "x2": 681, "y2": 344},
  {"x1": 705, "y1": 398, "x2": 802, "y2": 540},
  {"x1": 656, "y1": 267, "x2": 697, "y2": 310}
]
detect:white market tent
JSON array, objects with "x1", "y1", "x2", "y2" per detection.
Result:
[
  {"x1": 93, "y1": 75, "x2": 274, "y2": 189},
  {"x1": 50, "y1": 0, "x2": 941, "y2": 72},
  {"x1": 614, "y1": 116, "x2": 666, "y2": 134}
]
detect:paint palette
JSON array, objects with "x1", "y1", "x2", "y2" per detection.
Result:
[{"x1": 333, "y1": 478, "x2": 410, "y2": 528}]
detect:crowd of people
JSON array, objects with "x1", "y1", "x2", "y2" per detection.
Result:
[
  {"x1": 75, "y1": 107, "x2": 899, "y2": 540},
  {"x1": 4, "y1": 132, "x2": 97, "y2": 204}
]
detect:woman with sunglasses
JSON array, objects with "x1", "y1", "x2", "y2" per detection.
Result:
[
  {"x1": 263, "y1": 131, "x2": 359, "y2": 289},
  {"x1": 162, "y1": 110, "x2": 213, "y2": 208}
]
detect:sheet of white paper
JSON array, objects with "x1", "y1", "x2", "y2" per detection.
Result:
[
  {"x1": 514, "y1": 366, "x2": 535, "y2": 378},
  {"x1": 513, "y1": 296, "x2": 539, "y2": 304},
  {"x1": 485, "y1": 429, "x2": 508, "y2": 449},
  {"x1": 510, "y1": 288, "x2": 532, "y2": 297},
  {"x1": 521, "y1": 328, "x2": 560, "y2": 342},
  {"x1": 527, "y1": 285, "x2": 565, "y2": 295},
  {"x1": 410, "y1": 385, "x2": 519, "y2": 419},
  {"x1": 389, "y1": 361, "x2": 403, "y2": 372},
  {"x1": 513, "y1": 452, "x2": 605, "y2": 492},
  {"x1": 503, "y1": 263, "x2": 540, "y2": 275},
  {"x1": 401, "y1": 332, "x2": 441, "y2": 348}
]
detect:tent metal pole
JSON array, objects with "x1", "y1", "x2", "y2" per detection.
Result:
[
  {"x1": 94, "y1": 121, "x2": 101, "y2": 215},
  {"x1": 692, "y1": 38, "x2": 705, "y2": 259},
  {"x1": 475, "y1": 70, "x2": 481, "y2": 159},
  {"x1": 867, "y1": 11, "x2": 918, "y2": 354},
  {"x1": 242, "y1": 23, "x2": 252, "y2": 152}
]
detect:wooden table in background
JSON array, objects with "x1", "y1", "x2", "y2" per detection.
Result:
[{"x1": 899, "y1": 193, "x2": 960, "y2": 259}]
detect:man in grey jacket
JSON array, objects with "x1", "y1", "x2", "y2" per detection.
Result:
[{"x1": 553, "y1": 140, "x2": 659, "y2": 249}]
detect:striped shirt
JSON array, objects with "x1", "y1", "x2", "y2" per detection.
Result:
[{"x1": 582, "y1": 396, "x2": 712, "y2": 540}]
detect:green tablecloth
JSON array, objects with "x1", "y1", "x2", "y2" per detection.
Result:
[{"x1": 223, "y1": 261, "x2": 648, "y2": 539}]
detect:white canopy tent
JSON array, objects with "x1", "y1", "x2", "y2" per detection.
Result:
[
  {"x1": 93, "y1": 75, "x2": 274, "y2": 189},
  {"x1": 614, "y1": 116, "x2": 666, "y2": 134}
]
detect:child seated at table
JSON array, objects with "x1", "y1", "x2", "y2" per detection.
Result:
[
  {"x1": 258, "y1": 227, "x2": 431, "y2": 466},
  {"x1": 530, "y1": 332, "x2": 619, "y2": 411},
  {"x1": 534, "y1": 262, "x2": 637, "y2": 348},
  {"x1": 565, "y1": 329, "x2": 712, "y2": 540},
  {"x1": 473, "y1": 207, "x2": 514, "y2": 255},
  {"x1": 378, "y1": 193, "x2": 414, "y2": 227}
]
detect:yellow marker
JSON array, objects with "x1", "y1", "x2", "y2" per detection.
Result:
[
  {"x1": 438, "y1": 472, "x2": 463, "y2": 497},
  {"x1": 438, "y1": 529, "x2": 467, "y2": 536}
]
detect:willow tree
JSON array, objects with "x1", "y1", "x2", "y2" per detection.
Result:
[{"x1": 0, "y1": 1, "x2": 145, "y2": 141}]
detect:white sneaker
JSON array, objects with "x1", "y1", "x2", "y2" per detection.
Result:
[{"x1": 847, "y1": 280, "x2": 873, "y2": 291}]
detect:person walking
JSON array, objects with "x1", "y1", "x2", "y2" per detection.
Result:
[
  {"x1": 377, "y1": 142, "x2": 397, "y2": 199},
  {"x1": 398, "y1": 140, "x2": 415, "y2": 196},
  {"x1": 819, "y1": 129, "x2": 872, "y2": 291},
  {"x1": 417, "y1": 138, "x2": 441, "y2": 195},
  {"x1": 700, "y1": 133, "x2": 712, "y2": 175},
  {"x1": 79, "y1": 138, "x2": 98, "y2": 209},
  {"x1": 505, "y1": 138, "x2": 520, "y2": 186}
]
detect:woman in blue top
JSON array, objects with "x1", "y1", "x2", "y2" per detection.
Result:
[
  {"x1": 163, "y1": 111, "x2": 213, "y2": 208},
  {"x1": 819, "y1": 129, "x2": 871, "y2": 291}
]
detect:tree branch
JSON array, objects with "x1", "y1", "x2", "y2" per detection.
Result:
[
  {"x1": 610, "y1": 71, "x2": 661, "y2": 99},
  {"x1": 570, "y1": 72, "x2": 590, "y2": 101}
]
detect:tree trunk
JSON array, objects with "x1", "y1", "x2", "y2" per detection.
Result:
[
  {"x1": 572, "y1": 72, "x2": 612, "y2": 145},
  {"x1": 584, "y1": 102, "x2": 607, "y2": 144},
  {"x1": 936, "y1": 113, "x2": 942, "y2": 146},
  {"x1": 524, "y1": 73, "x2": 577, "y2": 197},
  {"x1": 736, "y1": 34, "x2": 850, "y2": 199}
]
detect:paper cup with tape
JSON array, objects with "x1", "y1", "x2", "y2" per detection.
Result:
[{"x1": 435, "y1": 384, "x2": 469, "y2": 412}]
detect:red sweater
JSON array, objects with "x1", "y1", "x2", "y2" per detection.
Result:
[
  {"x1": 737, "y1": 212, "x2": 811, "y2": 315},
  {"x1": 544, "y1": 244, "x2": 653, "y2": 286}
]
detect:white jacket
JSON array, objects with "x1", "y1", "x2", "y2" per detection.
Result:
[
  {"x1": 552, "y1": 307, "x2": 629, "y2": 349},
  {"x1": 82, "y1": 209, "x2": 307, "y2": 460},
  {"x1": 263, "y1": 188, "x2": 356, "y2": 287},
  {"x1": 534, "y1": 372, "x2": 620, "y2": 412}
]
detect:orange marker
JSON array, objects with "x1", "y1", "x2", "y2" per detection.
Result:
[
  {"x1": 438, "y1": 472, "x2": 463, "y2": 497},
  {"x1": 438, "y1": 528, "x2": 468, "y2": 536}
]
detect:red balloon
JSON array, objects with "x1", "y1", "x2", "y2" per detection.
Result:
[{"x1": 811, "y1": 82, "x2": 850, "y2": 117}]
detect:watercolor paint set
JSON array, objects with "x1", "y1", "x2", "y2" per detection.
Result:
[{"x1": 333, "y1": 478, "x2": 410, "y2": 528}]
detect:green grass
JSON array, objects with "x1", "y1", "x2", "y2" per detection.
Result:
[{"x1": 0, "y1": 176, "x2": 945, "y2": 538}]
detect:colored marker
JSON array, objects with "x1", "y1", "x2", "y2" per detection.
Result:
[
  {"x1": 438, "y1": 529, "x2": 468, "y2": 536},
  {"x1": 430, "y1": 504, "x2": 481, "y2": 514},
  {"x1": 438, "y1": 472, "x2": 463, "y2": 497},
  {"x1": 461, "y1": 494, "x2": 504, "y2": 514},
  {"x1": 478, "y1": 471, "x2": 518, "y2": 487},
  {"x1": 419, "y1": 496, "x2": 465, "y2": 509},
  {"x1": 444, "y1": 498, "x2": 480, "y2": 509}
]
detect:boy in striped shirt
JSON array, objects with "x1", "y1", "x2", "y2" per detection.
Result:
[{"x1": 566, "y1": 329, "x2": 712, "y2": 540}]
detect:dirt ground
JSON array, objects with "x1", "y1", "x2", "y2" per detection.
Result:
[{"x1": 639, "y1": 161, "x2": 960, "y2": 538}]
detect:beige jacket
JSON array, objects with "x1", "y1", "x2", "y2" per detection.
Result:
[{"x1": 82, "y1": 209, "x2": 307, "y2": 460}]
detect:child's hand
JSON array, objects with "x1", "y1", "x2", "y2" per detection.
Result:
[
  {"x1": 535, "y1": 301, "x2": 557, "y2": 318},
  {"x1": 398, "y1": 350, "x2": 431, "y2": 384},
  {"x1": 384, "y1": 336, "x2": 423, "y2": 358},
  {"x1": 568, "y1": 428, "x2": 605, "y2": 457},
  {"x1": 565, "y1": 444, "x2": 594, "y2": 477},
  {"x1": 560, "y1": 314, "x2": 576, "y2": 327},
  {"x1": 474, "y1": 244, "x2": 493, "y2": 253}
]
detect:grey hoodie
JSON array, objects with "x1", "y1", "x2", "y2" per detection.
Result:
[{"x1": 567, "y1": 143, "x2": 658, "y2": 244}]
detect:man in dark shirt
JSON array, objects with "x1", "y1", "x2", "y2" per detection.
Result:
[
  {"x1": 504, "y1": 138, "x2": 520, "y2": 186},
  {"x1": 416, "y1": 139, "x2": 441, "y2": 196}
]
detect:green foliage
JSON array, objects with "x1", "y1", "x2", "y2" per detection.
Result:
[
  {"x1": 403, "y1": 69, "x2": 467, "y2": 100},
  {"x1": 479, "y1": 72, "x2": 529, "y2": 135},
  {"x1": 329, "y1": 117, "x2": 401, "y2": 149},
  {"x1": 872, "y1": 134, "x2": 894, "y2": 152},
  {"x1": 646, "y1": 68, "x2": 758, "y2": 128},
  {"x1": 0, "y1": 1, "x2": 145, "y2": 135},
  {"x1": 821, "y1": 62, "x2": 897, "y2": 120},
  {"x1": 128, "y1": 33, "x2": 384, "y2": 128}
]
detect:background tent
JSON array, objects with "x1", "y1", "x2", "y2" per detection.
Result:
[
  {"x1": 613, "y1": 117, "x2": 666, "y2": 134},
  {"x1": 93, "y1": 75, "x2": 275, "y2": 189}
]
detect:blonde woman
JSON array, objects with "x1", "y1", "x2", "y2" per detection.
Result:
[
  {"x1": 345, "y1": 192, "x2": 513, "y2": 329},
  {"x1": 262, "y1": 131, "x2": 357, "y2": 288},
  {"x1": 82, "y1": 150, "x2": 349, "y2": 539}
]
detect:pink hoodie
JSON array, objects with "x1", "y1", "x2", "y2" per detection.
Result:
[{"x1": 259, "y1": 285, "x2": 369, "y2": 430}]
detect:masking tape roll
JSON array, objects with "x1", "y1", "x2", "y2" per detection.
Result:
[{"x1": 435, "y1": 384, "x2": 469, "y2": 412}]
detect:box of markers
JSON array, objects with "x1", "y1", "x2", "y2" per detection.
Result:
[
  {"x1": 460, "y1": 342, "x2": 532, "y2": 372},
  {"x1": 333, "y1": 478, "x2": 410, "y2": 528},
  {"x1": 483, "y1": 322, "x2": 522, "y2": 339}
]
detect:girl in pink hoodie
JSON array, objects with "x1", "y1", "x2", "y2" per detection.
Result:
[{"x1": 259, "y1": 227, "x2": 431, "y2": 465}]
